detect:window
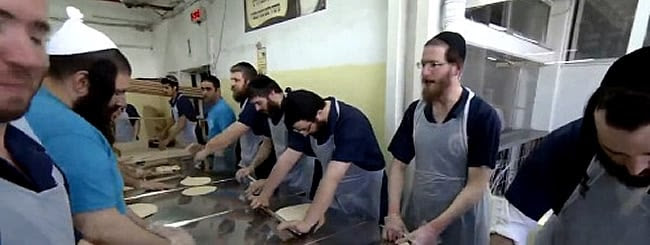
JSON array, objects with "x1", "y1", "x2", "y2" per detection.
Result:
[
  {"x1": 465, "y1": 0, "x2": 551, "y2": 44},
  {"x1": 570, "y1": 0, "x2": 639, "y2": 59},
  {"x1": 643, "y1": 15, "x2": 650, "y2": 47}
]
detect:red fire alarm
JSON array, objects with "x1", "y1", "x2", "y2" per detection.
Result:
[{"x1": 190, "y1": 7, "x2": 206, "y2": 24}]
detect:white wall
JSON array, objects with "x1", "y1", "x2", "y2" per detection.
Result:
[
  {"x1": 48, "y1": 0, "x2": 159, "y2": 78},
  {"x1": 550, "y1": 61, "x2": 612, "y2": 129},
  {"x1": 156, "y1": 0, "x2": 388, "y2": 75}
]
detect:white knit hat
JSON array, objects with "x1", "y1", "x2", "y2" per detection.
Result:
[{"x1": 46, "y1": 6, "x2": 118, "y2": 55}]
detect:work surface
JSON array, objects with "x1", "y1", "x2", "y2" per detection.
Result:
[{"x1": 124, "y1": 170, "x2": 383, "y2": 244}]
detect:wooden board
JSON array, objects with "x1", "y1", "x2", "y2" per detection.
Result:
[{"x1": 128, "y1": 79, "x2": 202, "y2": 98}]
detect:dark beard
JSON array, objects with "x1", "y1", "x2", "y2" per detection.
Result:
[
  {"x1": 267, "y1": 102, "x2": 283, "y2": 120},
  {"x1": 74, "y1": 95, "x2": 120, "y2": 145},
  {"x1": 596, "y1": 148, "x2": 650, "y2": 188},
  {"x1": 72, "y1": 59, "x2": 118, "y2": 145},
  {"x1": 233, "y1": 90, "x2": 247, "y2": 103}
]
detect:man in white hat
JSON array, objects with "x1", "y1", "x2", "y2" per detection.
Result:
[
  {"x1": 0, "y1": 0, "x2": 78, "y2": 244},
  {"x1": 25, "y1": 6, "x2": 194, "y2": 245}
]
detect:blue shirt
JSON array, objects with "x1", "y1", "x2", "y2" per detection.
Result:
[
  {"x1": 0, "y1": 124, "x2": 60, "y2": 192},
  {"x1": 26, "y1": 88, "x2": 127, "y2": 215},
  {"x1": 288, "y1": 98, "x2": 385, "y2": 171},
  {"x1": 388, "y1": 88, "x2": 502, "y2": 168},
  {"x1": 205, "y1": 99, "x2": 236, "y2": 138}
]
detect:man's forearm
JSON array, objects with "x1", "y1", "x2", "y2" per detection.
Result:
[
  {"x1": 74, "y1": 210, "x2": 169, "y2": 245},
  {"x1": 427, "y1": 167, "x2": 491, "y2": 230},
  {"x1": 303, "y1": 161, "x2": 349, "y2": 226},
  {"x1": 388, "y1": 159, "x2": 407, "y2": 215},
  {"x1": 259, "y1": 149, "x2": 302, "y2": 198},
  {"x1": 134, "y1": 121, "x2": 141, "y2": 139},
  {"x1": 127, "y1": 208, "x2": 149, "y2": 228},
  {"x1": 249, "y1": 137, "x2": 273, "y2": 170}
]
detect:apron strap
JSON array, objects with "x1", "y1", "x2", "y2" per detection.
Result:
[{"x1": 461, "y1": 87, "x2": 476, "y2": 150}]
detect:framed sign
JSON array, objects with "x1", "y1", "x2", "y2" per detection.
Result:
[{"x1": 245, "y1": 0, "x2": 326, "y2": 32}]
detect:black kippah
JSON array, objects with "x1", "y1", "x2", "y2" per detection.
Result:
[
  {"x1": 600, "y1": 47, "x2": 650, "y2": 91},
  {"x1": 432, "y1": 31, "x2": 466, "y2": 61}
]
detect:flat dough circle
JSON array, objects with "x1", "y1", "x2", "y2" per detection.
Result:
[
  {"x1": 180, "y1": 177, "x2": 211, "y2": 186},
  {"x1": 128, "y1": 203, "x2": 158, "y2": 218},
  {"x1": 182, "y1": 186, "x2": 217, "y2": 196},
  {"x1": 276, "y1": 203, "x2": 311, "y2": 221}
]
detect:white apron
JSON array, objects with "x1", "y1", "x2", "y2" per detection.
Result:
[
  {"x1": 268, "y1": 115, "x2": 314, "y2": 196},
  {"x1": 0, "y1": 166, "x2": 76, "y2": 244},
  {"x1": 404, "y1": 89, "x2": 490, "y2": 245},
  {"x1": 171, "y1": 94, "x2": 197, "y2": 146},
  {"x1": 535, "y1": 157, "x2": 650, "y2": 245},
  {"x1": 114, "y1": 110, "x2": 135, "y2": 142},
  {"x1": 239, "y1": 99, "x2": 263, "y2": 167},
  {"x1": 308, "y1": 99, "x2": 384, "y2": 222}
]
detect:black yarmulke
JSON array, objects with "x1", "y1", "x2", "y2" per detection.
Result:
[
  {"x1": 600, "y1": 47, "x2": 650, "y2": 91},
  {"x1": 433, "y1": 31, "x2": 467, "y2": 61}
]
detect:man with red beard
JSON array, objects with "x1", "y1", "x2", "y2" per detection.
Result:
[
  {"x1": 25, "y1": 7, "x2": 193, "y2": 245},
  {"x1": 385, "y1": 32, "x2": 501, "y2": 245}
]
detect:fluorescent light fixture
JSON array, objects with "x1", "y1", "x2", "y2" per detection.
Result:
[
  {"x1": 466, "y1": 0, "x2": 512, "y2": 9},
  {"x1": 488, "y1": 23, "x2": 507, "y2": 31},
  {"x1": 544, "y1": 59, "x2": 595, "y2": 65}
]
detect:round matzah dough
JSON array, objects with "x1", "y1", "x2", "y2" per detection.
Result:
[
  {"x1": 128, "y1": 203, "x2": 158, "y2": 218},
  {"x1": 180, "y1": 176, "x2": 211, "y2": 186},
  {"x1": 181, "y1": 186, "x2": 217, "y2": 196},
  {"x1": 275, "y1": 203, "x2": 311, "y2": 221}
]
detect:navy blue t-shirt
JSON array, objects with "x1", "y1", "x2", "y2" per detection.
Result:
[
  {"x1": 388, "y1": 88, "x2": 501, "y2": 168},
  {"x1": 238, "y1": 99, "x2": 270, "y2": 136},
  {"x1": 505, "y1": 119, "x2": 596, "y2": 220},
  {"x1": 288, "y1": 98, "x2": 385, "y2": 171},
  {"x1": 170, "y1": 93, "x2": 197, "y2": 122},
  {"x1": 0, "y1": 124, "x2": 60, "y2": 192}
]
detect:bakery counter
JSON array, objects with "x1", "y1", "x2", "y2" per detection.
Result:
[{"x1": 124, "y1": 172, "x2": 382, "y2": 244}]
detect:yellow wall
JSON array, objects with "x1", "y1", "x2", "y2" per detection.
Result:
[
  {"x1": 125, "y1": 93, "x2": 172, "y2": 141},
  {"x1": 219, "y1": 63, "x2": 389, "y2": 151}
]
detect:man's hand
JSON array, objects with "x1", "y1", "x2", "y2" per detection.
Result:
[
  {"x1": 249, "y1": 194, "x2": 270, "y2": 209},
  {"x1": 382, "y1": 214, "x2": 408, "y2": 242},
  {"x1": 148, "y1": 223, "x2": 195, "y2": 245},
  {"x1": 277, "y1": 215, "x2": 325, "y2": 235},
  {"x1": 138, "y1": 181, "x2": 175, "y2": 191},
  {"x1": 236, "y1": 166, "x2": 254, "y2": 183},
  {"x1": 396, "y1": 224, "x2": 441, "y2": 245},
  {"x1": 158, "y1": 139, "x2": 170, "y2": 151},
  {"x1": 194, "y1": 149, "x2": 210, "y2": 162},
  {"x1": 245, "y1": 179, "x2": 266, "y2": 198},
  {"x1": 490, "y1": 233, "x2": 515, "y2": 245}
]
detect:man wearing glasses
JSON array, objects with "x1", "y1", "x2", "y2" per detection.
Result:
[{"x1": 384, "y1": 32, "x2": 501, "y2": 245}]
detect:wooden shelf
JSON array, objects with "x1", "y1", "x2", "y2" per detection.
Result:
[{"x1": 128, "y1": 79, "x2": 202, "y2": 98}]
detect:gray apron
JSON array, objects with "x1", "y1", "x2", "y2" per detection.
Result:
[
  {"x1": 308, "y1": 99, "x2": 384, "y2": 222},
  {"x1": 0, "y1": 166, "x2": 75, "y2": 244},
  {"x1": 269, "y1": 115, "x2": 314, "y2": 196},
  {"x1": 535, "y1": 158, "x2": 650, "y2": 245},
  {"x1": 115, "y1": 110, "x2": 135, "y2": 142},
  {"x1": 171, "y1": 94, "x2": 197, "y2": 146},
  {"x1": 239, "y1": 99, "x2": 263, "y2": 168},
  {"x1": 404, "y1": 89, "x2": 490, "y2": 245}
]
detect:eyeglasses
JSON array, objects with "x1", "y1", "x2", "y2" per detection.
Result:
[{"x1": 416, "y1": 61, "x2": 448, "y2": 69}]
